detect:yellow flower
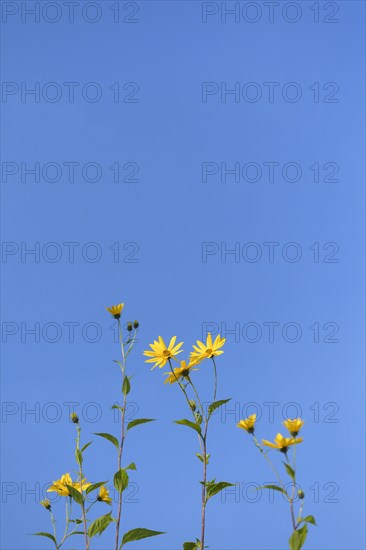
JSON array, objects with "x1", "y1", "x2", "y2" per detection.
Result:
[
  {"x1": 164, "y1": 360, "x2": 198, "y2": 384},
  {"x1": 262, "y1": 433, "x2": 303, "y2": 453},
  {"x1": 190, "y1": 333, "x2": 225, "y2": 362},
  {"x1": 97, "y1": 485, "x2": 112, "y2": 505},
  {"x1": 144, "y1": 336, "x2": 183, "y2": 368},
  {"x1": 283, "y1": 418, "x2": 304, "y2": 437},
  {"x1": 106, "y1": 303, "x2": 124, "y2": 319},
  {"x1": 47, "y1": 473, "x2": 73, "y2": 496},
  {"x1": 40, "y1": 499, "x2": 51, "y2": 510},
  {"x1": 72, "y1": 477, "x2": 92, "y2": 493},
  {"x1": 237, "y1": 414, "x2": 256, "y2": 434}
]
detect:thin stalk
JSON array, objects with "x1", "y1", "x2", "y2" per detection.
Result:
[
  {"x1": 187, "y1": 377, "x2": 208, "y2": 423},
  {"x1": 252, "y1": 435, "x2": 287, "y2": 493},
  {"x1": 115, "y1": 390, "x2": 127, "y2": 550},
  {"x1": 114, "y1": 319, "x2": 133, "y2": 550},
  {"x1": 50, "y1": 511, "x2": 58, "y2": 548},
  {"x1": 290, "y1": 443, "x2": 298, "y2": 531},
  {"x1": 58, "y1": 498, "x2": 72, "y2": 548},
  {"x1": 211, "y1": 357, "x2": 218, "y2": 404},
  {"x1": 76, "y1": 426, "x2": 89, "y2": 549},
  {"x1": 200, "y1": 421, "x2": 208, "y2": 550}
]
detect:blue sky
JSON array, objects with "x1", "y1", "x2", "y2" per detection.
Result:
[{"x1": 1, "y1": 1, "x2": 365, "y2": 549}]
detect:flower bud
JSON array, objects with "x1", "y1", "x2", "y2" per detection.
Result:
[
  {"x1": 40, "y1": 499, "x2": 51, "y2": 510},
  {"x1": 127, "y1": 322, "x2": 133, "y2": 332},
  {"x1": 298, "y1": 489, "x2": 305, "y2": 499},
  {"x1": 133, "y1": 320, "x2": 139, "y2": 329},
  {"x1": 70, "y1": 412, "x2": 79, "y2": 424},
  {"x1": 189, "y1": 400, "x2": 196, "y2": 411}
]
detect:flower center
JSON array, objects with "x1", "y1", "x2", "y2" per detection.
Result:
[{"x1": 163, "y1": 349, "x2": 171, "y2": 357}]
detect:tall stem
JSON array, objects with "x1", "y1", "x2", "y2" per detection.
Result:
[
  {"x1": 115, "y1": 319, "x2": 128, "y2": 550},
  {"x1": 76, "y1": 427, "x2": 89, "y2": 550},
  {"x1": 211, "y1": 357, "x2": 218, "y2": 404},
  {"x1": 50, "y1": 511, "x2": 58, "y2": 549},
  {"x1": 200, "y1": 422, "x2": 208, "y2": 550},
  {"x1": 115, "y1": 391, "x2": 127, "y2": 550}
]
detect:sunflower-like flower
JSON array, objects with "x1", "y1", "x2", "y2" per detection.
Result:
[
  {"x1": 144, "y1": 336, "x2": 183, "y2": 368},
  {"x1": 97, "y1": 485, "x2": 112, "y2": 505},
  {"x1": 262, "y1": 433, "x2": 303, "y2": 453},
  {"x1": 164, "y1": 359, "x2": 199, "y2": 384},
  {"x1": 237, "y1": 414, "x2": 256, "y2": 434},
  {"x1": 106, "y1": 303, "x2": 124, "y2": 319},
  {"x1": 190, "y1": 333, "x2": 225, "y2": 362},
  {"x1": 283, "y1": 418, "x2": 304, "y2": 437},
  {"x1": 72, "y1": 477, "x2": 92, "y2": 493},
  {"x1": 40, "y1": 499, "x2": 51, "y2": 510},
  {"x1": 47, "y1": 473, "x2": 73, "y2": 496}
]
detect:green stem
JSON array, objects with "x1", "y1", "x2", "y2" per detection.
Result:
[
  {"x1": 187, "y1": 376, "x2": 208, "y2": 423},
  {"x1": 252, "y1": 435, "x2": 288, "y2": 495},
  {"x1": 211, "y1": 357, "x2": 218, "y2": 404},
  {"x1": 76, "y1": 426, "x2": 89, "y2": 549},
  {"x1": 50, "y1": 511, "x2": 58, "y2": 549},
  {"x1": 58, "y1": 498, "x2": 72, "y2": 548}
]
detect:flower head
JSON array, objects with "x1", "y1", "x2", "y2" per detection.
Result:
[
  {"x1": 164, "y1": 360, "x2": 198, "y2": 384},
  {"x1": 262, "y1": 433, "x2": 303, "y2": 453},
  {"x1": 40, "y1": 499, "x2": 51, "y2": 510},
  {"x1": 237, "y1": 414, "x2": 256, "y2": 434},
  {"x1": 144, "y1": 336, "x2": 183, "y2": 369},
  {"x1": 283, "y1": 418, "x2": 304, "y2": 437},
  {"x1": 97, "y1": 485, "x2": 112, "y2": 505},
  {"x1": 106, "y1": 303, "x2": 124, "y2": 319},
  {"x1": 190, "y1": 333, "x2": 225, "y2": 362},
  {"x1": 47, "y1": 473, "x2": 73, "y2": 496}
]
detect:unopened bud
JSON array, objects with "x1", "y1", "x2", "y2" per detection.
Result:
[
  {"x1": 70, "y1": 412, "x2": 79, "y2": 424},
  {"x1": 189, "y1": 400, "x2": 196, "y2": 411},
  {"x1": 133, "y1": 320, "x2": 139, "y2": 329},
  {"x1": 298, "y1": 489, "x2": 305, "y2": 499},
  {"x1": 127, "y1": 322, "x2": 133, "y2": 332}
]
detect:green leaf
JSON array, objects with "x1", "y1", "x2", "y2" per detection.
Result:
[
  {"x1": 122, "y1": 375, "x2": 131, "y2": 395},
  {"x1": 289, "y1": 524, "x2": 308, "y2": 550},
  {"x1": 127, "y1": 418, "x2": 155, "y2": 431},
  {"x1": 183, "y1": 543, "x2": 198, "y2": 550},
  {"x1": 300, "y1": 515, "x2": 317, "y2": 526},
  {"x1": 196, "y1": 453, "x2": 210, "y2": 464},
  {"x1": 111, "y1": 404, "x2": 124, "y2": 412},
  {"x1": 125, "y1": 462, "x2": 137, "y2": 470},
  {"x1": 81, "y1": 441, "x2": 93, "y2": 453},
  {"x1": 95, "y1": 432, "x2": 119, "y2": 449},
  {"x1": 261, "y1": 484, "x2": 287, "y2": 495},
  {"x1": 65, "y1": 484, "x2": 84, "y2": 505},
  {"x1": 88, "y1": 512, "x2": 114, "y2": 538},
  {"x1": 174, "y1": 418, "x2": 202, "y2": 436},
  {"x1": 86, "y1": 481, "x2": 108, "y2": 495},
  {"x1": 283, "y1": 462, "x2": 296, "y2": 481},
  {"x1": 208, "y1": 398, "x2": 231, "y2": 416},
  {"x1": 32, "y1": 532, "x2": 57, "y2": 546},
  {"x1": 195, "y1": 413, "x2": 203, "y2": 425},
  {"x1": 205, "y1": 481, "x2": 234, "y2": 501},
  {"x1": 121, "y1": 528, "x2": 165, "y2": 547},
  {"x1": 75, "y1": 449, "x2": 83, "y2": 466},
  {"x1": 68, "y1": 531, "x2": 85, "y2": 535},
  {"x1": 114, "y1": 469, "x2": 129, "y2": 493}
]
